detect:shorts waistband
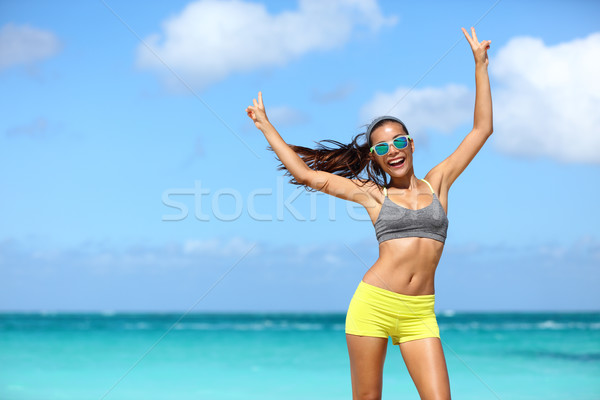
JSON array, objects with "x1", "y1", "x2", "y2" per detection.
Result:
[{"x1": 358, "y1": 280, "x2": 436, "y2": 300}]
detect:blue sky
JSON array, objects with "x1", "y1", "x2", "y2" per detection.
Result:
[{"x1": 1, "y1": 0, "x2": 599, "y2": 312}]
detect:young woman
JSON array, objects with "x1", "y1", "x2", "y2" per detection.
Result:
[{"x1": 246, "y1": 27, "x2": 492, "y2": 400}]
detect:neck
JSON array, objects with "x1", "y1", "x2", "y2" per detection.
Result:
[{"x1": 389, "y1": 171, "x2": 419, "y2": 190}]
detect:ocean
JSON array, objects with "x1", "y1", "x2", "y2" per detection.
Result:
[{"x1": 1, "y1": 312, "x2": 599, "y2": 400}]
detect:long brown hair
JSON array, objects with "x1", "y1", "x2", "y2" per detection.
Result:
[{"x1": 267, "y1": 131, "x2": 389, "y2": 192}]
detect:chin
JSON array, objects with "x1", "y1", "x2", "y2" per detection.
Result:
[
  {"x1": 386, "y1": 163, "x2": 411, "y2": 176},
  {"x1": 389, "y1": 170, "x2": 409, "y2": 178}
]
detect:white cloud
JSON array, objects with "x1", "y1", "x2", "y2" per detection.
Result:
[
  {"x1": 490, "y1": 32, "x2": 600, "y2": 163},
  {"x1": 360, "y1": 32, "x2": 600, "y2": 164},
  {"x1": 0, "y1": 23, "x2": 61, "y2": 70},
  {"x1": 360, "y1": 84, "x2": 473, "y2": 136},
  {"x1": 137, "y1": 0, "x2": 396, "y2": 90}
]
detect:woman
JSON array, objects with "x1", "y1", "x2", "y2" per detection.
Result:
[{"x1": 246, "y1": 27, "x2": 492, "y2": 400}]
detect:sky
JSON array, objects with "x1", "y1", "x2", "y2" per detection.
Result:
[{"x1": 1, "y1": 0, "x2": 599, "y2": 313}]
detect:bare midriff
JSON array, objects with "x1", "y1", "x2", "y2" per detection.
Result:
[{"x1": 362, "y1": 237, "x2": 444, "y2": 296}]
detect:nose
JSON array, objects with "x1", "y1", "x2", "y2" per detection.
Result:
[{"x1": 387, "y1": 145, "x2": 401, "y2": 158}]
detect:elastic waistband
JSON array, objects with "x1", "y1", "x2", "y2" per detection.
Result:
[{"x1": 358, "y1": 280, "x2": 435, "y2": 300}]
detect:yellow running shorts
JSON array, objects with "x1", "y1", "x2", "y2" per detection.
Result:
[{"x1": 345, "y1": 280, "x2": 440, "y2": 345}]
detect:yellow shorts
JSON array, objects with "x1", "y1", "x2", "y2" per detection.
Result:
[{"x1": 345, "y1": 281, "x2": 440, "y2": 345}]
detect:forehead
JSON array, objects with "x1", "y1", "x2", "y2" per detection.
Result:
[{"x1": 370, "y1": 121, "x2": 407, "y2": 143}]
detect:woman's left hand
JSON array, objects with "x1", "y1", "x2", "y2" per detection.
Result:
[{"x1": 462, "y1": 27, "x2": 491, "y2": 67}]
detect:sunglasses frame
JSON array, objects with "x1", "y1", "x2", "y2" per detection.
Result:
[{"x1": 370, "y1": 135, "x2": 412, "y2": 156}]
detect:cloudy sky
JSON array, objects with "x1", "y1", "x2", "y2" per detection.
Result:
[{"x1": 1, "y1": 0, "x2": 599, "y2": 312}]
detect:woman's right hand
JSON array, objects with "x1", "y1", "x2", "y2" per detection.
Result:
[{"x1": 246, "y1": 91, "x2": 270, "y2": 131}]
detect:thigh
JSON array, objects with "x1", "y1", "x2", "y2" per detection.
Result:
[
  {"x1": 399, "y1": 337, "x2": 451, "y2": 400},
  {"x1": 346, "y1": 334, "x2": 388, "y2": 400}
]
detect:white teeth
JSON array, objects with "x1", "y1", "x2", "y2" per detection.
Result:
[{"x1": 389, "y1": 158, "x2": 404, "y2": 165}]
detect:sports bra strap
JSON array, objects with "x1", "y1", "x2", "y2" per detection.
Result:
[
  {"x1": 385, "y1": 180, "x2": 434, "y2": 196},
  {"x1": 420, "y1": 179, "x2": 435, "y2": 194}
]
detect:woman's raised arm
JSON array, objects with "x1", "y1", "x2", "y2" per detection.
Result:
[
  {"x1": 246, "y1": 92, "x2": 375, "y2": 207},
  {"x1": 429, "y1": 27, "x2": 493, "y2": 190},
  {"x1": 246, "y1": 92, "x2": 313, "y2": 183}
]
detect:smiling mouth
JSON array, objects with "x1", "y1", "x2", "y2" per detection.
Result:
[{"x1": 388, "y1": 157, "x2": 405, "y2": 168}]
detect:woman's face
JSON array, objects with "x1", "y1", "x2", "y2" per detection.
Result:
[{"x1": 369, "y1": 121, "x2": 414, "y2": 176}]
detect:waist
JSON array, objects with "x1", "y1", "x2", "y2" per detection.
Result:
[
  {"x1": 358, "y1": 280, "x2": 435, "y2": 299},
  {"x1": 352, "y1": 281, "x2": 436, "y2": 315},
  {"x1": 362, "y1": 268, "x2": 436, "y2": 296}
]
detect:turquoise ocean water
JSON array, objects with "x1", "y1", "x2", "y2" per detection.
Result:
[{"x1": 1, "y1": 312, "x2": 599, "y2": 400}]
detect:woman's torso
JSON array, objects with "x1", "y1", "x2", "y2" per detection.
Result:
[{"x1": 362, "y1": 178, "x2": 448, "y2": 296}]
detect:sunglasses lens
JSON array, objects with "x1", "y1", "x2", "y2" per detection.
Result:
[
  {"x1": 393, "y1": 137, "x2": 408, "y2": 149},
  {"x1": 374, "y1": 143, "x2": 389, "y2": 156}
]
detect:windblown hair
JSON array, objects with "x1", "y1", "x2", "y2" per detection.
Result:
[{"x1": 267, "y1": 130, "x2": 390, "y2": 192}]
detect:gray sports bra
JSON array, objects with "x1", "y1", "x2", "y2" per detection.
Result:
[{"x1": 374, "y1": 179, "x2": 449, "y2": 244}]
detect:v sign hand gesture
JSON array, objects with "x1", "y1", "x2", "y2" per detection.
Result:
[
  {"x1": 246, "y1": 91, "x2": 270, "y2": 131},
  {"x1": 462, "y1": 27, "x2": 491, "y2": 67}
]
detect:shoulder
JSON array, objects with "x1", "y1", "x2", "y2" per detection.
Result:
[
  {"x1": 424, "y1": 167, "x2": 449, "y2": 198},
  {"x1": 352, "y1": 179, "x2": 386, "y2": 222},
  {"x1": 424, "y1": 167, "x2": 442, "y2": 189},
  {"x1": 354, "y1": 179, "x2": 385, "y2": 204}
]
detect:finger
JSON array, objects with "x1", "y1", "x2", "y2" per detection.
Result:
[
  {"x1": 461, "y1": 27, "x2": 473, "y2": 45},
  {"x1": 471, "y1": 27, "x2": 479, "y2": 43},
  {"x1": 258, "y1": 91, "x2": 263, "y2": 107},
  {"x1": 253, "y1": 98, "x2": 258, "y2": 107}
]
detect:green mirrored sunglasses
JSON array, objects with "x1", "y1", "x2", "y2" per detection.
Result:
[{"x1": 370, "y1": 135, "x2": 411, "y2": 156}]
